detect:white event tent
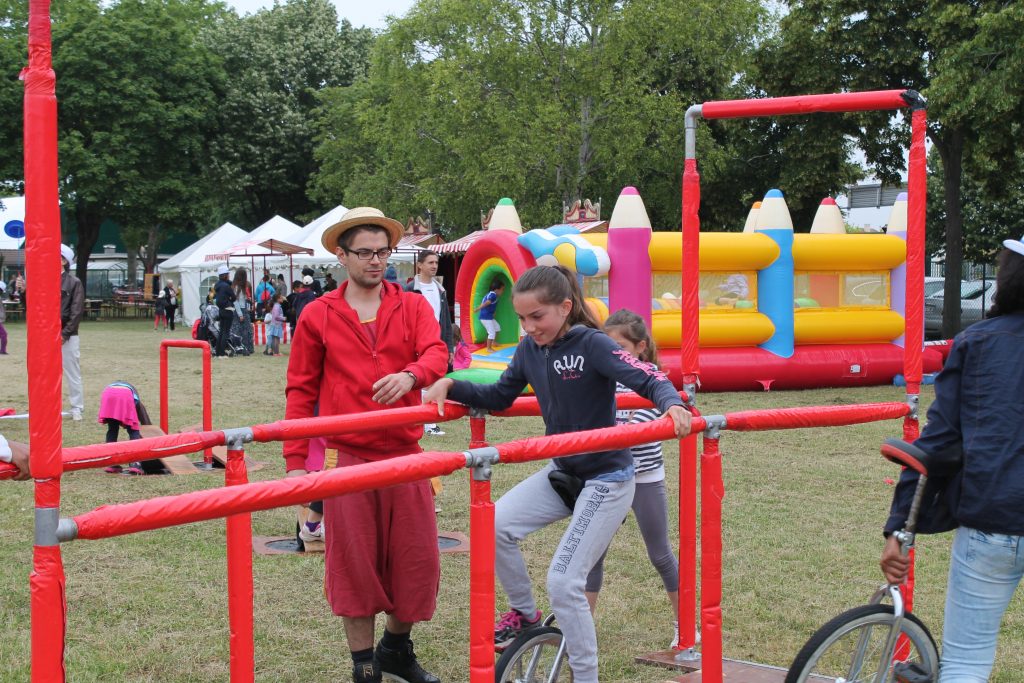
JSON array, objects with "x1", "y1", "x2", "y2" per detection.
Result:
[
  {"x1": 286, "y1": 205, "x2": 421, "y2": 268},
  {"x1": 158, "y1": 222, "x2": 248, "y2": 324}
]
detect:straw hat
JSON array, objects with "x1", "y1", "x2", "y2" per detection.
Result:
[{"x1": 321, "y1": 207, "x2": 404, "y2": 253}]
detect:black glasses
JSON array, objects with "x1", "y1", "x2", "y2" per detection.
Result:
[{"x1": 343, "y1": 247, "x2": 393, "y2": 261}]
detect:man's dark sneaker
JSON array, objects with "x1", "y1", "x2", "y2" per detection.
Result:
[
  {"x1": 494, "y1": 609, "x2": 542, "y2": 651},
  {"x1": 375, "y1": 640, "x2": 441, "y2": 683},
  {"x1": 352, "y1": 660, "x2": 382, "y2": 683}
]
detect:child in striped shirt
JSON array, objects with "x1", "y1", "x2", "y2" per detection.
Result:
[{"x1": 585, "y1": 308, "x2": 688, "y2": 648}]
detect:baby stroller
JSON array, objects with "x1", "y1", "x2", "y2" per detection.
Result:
[{"x1": 195, "y1": 303, "x2": 249, "y2": 357}]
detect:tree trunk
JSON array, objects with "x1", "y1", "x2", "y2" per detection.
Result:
[
  {"x1": 573, "y1": 94, "x2": 594, "y2": 200},
  {"x1": 143, "y1": 224, "x2": 161, "y2": 274},
  {"x1": 126, "y1": 248, "x2": 138, "y2": 289},
  {"x1": 938, "y1": 128, "x2": 965, "y2": 338},
  {"x1": 73, "y1": 201, "x2": 102, "y2": 288}
]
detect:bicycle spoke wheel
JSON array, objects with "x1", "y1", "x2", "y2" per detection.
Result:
[
  {"x1": 785, "y1": 604, "x2": 938, "y2": 683},
  {"x1": 495, "y1": 626, "x2": 572, "y2": 683}
]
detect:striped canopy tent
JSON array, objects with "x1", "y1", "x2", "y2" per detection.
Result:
[
  {"x1": 204, "y1": 237, "x2": 313, "y2": 289},
  {"x1": 429, "y1": 230, "x2": 487, "y2": 254}
]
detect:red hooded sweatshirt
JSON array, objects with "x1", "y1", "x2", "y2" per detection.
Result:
[{"x1": 283, "y1": 280, "x2": 449, "y2": 471}]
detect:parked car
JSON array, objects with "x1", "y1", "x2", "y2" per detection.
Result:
[
  {"x1": 925, "y1": 279, "x2": 997, "y2": 337},
  {"x1": 924, "y1": 276, "x2": 945, "y2": 298}
]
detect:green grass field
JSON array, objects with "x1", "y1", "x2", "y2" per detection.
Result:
[{"x1": 1, "y1": 319, "x2": 1022, "y2": 682}]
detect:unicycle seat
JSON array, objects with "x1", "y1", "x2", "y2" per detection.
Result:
[{"x1": 880, "y1": 438, "x2": 962, "y2": 478}]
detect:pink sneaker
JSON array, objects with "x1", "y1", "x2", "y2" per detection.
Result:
[{"x1": 494, "y1": 609, "x2": 542, "y2": 650}]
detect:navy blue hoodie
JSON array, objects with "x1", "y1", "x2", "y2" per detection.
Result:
[
  {"x1": 448, "y1": 325, "x2": 684, "y2": 481},
  {"x1": 885, "y1": 312, "x2": 1024, "y2": 535}
]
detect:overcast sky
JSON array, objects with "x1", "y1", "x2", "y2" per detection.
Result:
[{"x1": 224, "y1": 0, "x2": 416, "y2": 29}]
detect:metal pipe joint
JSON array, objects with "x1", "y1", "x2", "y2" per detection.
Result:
[{"x1": 464, "y1": 446, "x2": 499, "y2": 481}]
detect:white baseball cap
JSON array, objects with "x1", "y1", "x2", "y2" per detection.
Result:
[
  {"x1": 217, "y1": 264, "x2": 230, "y2": 276},
  {"x1": 60, "y1": 244, "x2": 75, "y2": 266},
  {"x1": 1004, "y1": 235, "x2": 1024, "y2": 257},
  {"x1": 302, "y1": 275, "x2": 314, "y2": 285}
]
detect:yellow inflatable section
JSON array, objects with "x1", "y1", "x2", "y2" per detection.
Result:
[
  {"x1": 794, "y1": 310, "x2": 906, "y2": 344},
  {"x1": 582, "y1": 233, "x2": 780, "y2": 271},
  {"x1": 792, "y1": 234, "x2": 905, "y2": 270}
]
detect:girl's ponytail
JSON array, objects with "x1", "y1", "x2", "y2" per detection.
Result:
[
  {"x1": 554, "y1": 265, "x2": 600, "y2": 329},
  {"x1": 513, "y1": 265, "x2": 600, "y2": 329}
]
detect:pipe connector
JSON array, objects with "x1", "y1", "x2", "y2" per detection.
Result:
[
  {"x1": 902, "y1": 89, "x2": 926, "y2": 111},
  {"x1": 682, "y1": 383, "x2": 698, "y2": 409},
  {"x1": 35, "y1": 507, "x2": 60, "y2": 546},
  {"x1": 684, "y1": 104, "x2": 704, "y2": 159},
  {"x1": 465, "y1": 446, "x2": 499, "y2": 481},
  {"x1": 56, "y1": 518, "x2": 79, "y2": 543},
  {"x1": 906, "y1": 393, "x2": 920, "y2": 421},
  {"x1": 702, "y1": 414, "x2": 727, "y2": 440},
  {"x1": 222, "y1": 427, "x2": 255, "y2": 451}
]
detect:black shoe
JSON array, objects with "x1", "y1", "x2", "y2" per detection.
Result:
[
  {"x1": 353, "y1": 660, "x2": 382, "y2": 683},
  {"x1": 375, "y1": 640, "x2": 440, "y2": 683}
]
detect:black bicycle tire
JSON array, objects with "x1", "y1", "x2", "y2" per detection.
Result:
[
  {"x1": 785, "y1": 603, "x2": 938, "y2": 683},
  {"x1": 494, "y1": 626, "x2": 571, "y2": 683}
]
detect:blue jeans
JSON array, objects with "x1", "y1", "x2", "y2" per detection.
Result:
[{"x1": 940, "y1": 526, "x2": 1024, "y2": 682}]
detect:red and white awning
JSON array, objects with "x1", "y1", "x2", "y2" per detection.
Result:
[
  {"x1": 430, "y1": 230, "x2": 487, "y2": 254},
  {"x1": 396, "y1": 233, "x2": 442, "y2": 249}
]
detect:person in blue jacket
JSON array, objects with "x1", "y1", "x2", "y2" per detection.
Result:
[
  {"x1": 424, "y1": 265, "x2": 691, "y2": 683},
  {"x1": 881, "y1": 235, "x2": 1024, "y2": 681}
]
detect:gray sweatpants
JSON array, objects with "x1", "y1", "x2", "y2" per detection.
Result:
[
  {"x1": 585, "y1": 479, "x2": 680, "y2": 593},
  {"x1": 495, "y1": 462, "x2": 635, "y2": 683}
]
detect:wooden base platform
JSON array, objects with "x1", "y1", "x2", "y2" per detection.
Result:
[{"x1": 637, "y1": 650, "x2": 789, "y2": 683}]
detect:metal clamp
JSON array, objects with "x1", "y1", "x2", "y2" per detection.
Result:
[
  {"x1": 35, "y1": 507, "x2": 60, "y2": 546},
  {"x1": 222, "y1": 427, "x2": 255, "y2": 451},
  {"x1": 684, "y1": 104, "x2": 704, "y2": 159},
  {"x1": 906, "y1": 393, "x2": 920, "y2": 421},
  {"x1": 56, "y1": 518, "x2": 79, "y2": 543},
  {"x1": 464, "y1": 446, "x2": 499, "y2": 481},
  {"x1": 682, "y1": 383, "x2": 698, "y2": 409},
  {"x1": 902, "y1": 89, "x2": 926, "y2": 111},
  {"x1": 702, "y1": 414, "x2": 727, "y2": 440}
]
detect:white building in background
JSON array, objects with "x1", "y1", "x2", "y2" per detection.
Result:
[{"x1": 836, "y1": 182, "x2": 908, "y2": 231}]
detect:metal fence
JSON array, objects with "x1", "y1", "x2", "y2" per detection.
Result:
[{"x1": 925, "y1": 259, "x2": 998, "y2": 338}]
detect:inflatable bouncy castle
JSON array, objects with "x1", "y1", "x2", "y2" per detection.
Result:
[{"x1": 453, "y1": 189, "x2": 943, "y2": 391}]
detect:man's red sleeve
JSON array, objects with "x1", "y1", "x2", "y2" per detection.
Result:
[
  {"x1": 404, "y1": 295, "x2": 449, "y2": 387},
  {"x1": 282, "y1": 305, "x2": 325, "y2": 471}
]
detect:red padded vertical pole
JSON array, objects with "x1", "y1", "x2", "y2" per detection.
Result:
[
  {"x1": 202, "y1": 345, "x2": 213, "y2": 464},
  {"x1": 469, "y1": 414, "x2": 488, "y2": 449},
  {"x1": 160, "y1": 344, "x2": 169, "y2": 434},
  {"x1": 225, "y1": 444, "x2": 254, "y2": 682},
  {"x1": 677, "y1": 433, "x2": 698, "y2": 649},
  {"x1": 901, "y1": 107, "x2": 927, "y2": 615},
  {"x1": 25, "y1": 0, "x2": 68, "y2": 678},
  {"x1": 678, "y1": 155, "x2": 701, "y2": 649},
  {"x1": 700, "y1": 435, "x2": 724, "y2": 683},
  {"x1": 469, "y1": 472, "x2": 495, "y2": 683}
]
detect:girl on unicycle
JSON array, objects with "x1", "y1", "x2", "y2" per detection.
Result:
[{"x1": 425, "y1": 265, "x2": 691, "y2": 683}]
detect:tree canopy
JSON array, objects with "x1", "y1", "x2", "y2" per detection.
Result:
[
  {"x1": 755, "y1": 0, "x2": 1024, "y2": 334},
  {"x1": 310, "y1": 0, "x2": 766, "y2": 233}
]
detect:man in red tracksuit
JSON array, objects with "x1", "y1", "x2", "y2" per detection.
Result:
[{"x1": 284, "y1": 206, "x2": 449, "y2": 683}]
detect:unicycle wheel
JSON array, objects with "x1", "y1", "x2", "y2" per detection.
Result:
[{"x1": 495, "y1": 626, "x2": 572, "y2": 682}]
